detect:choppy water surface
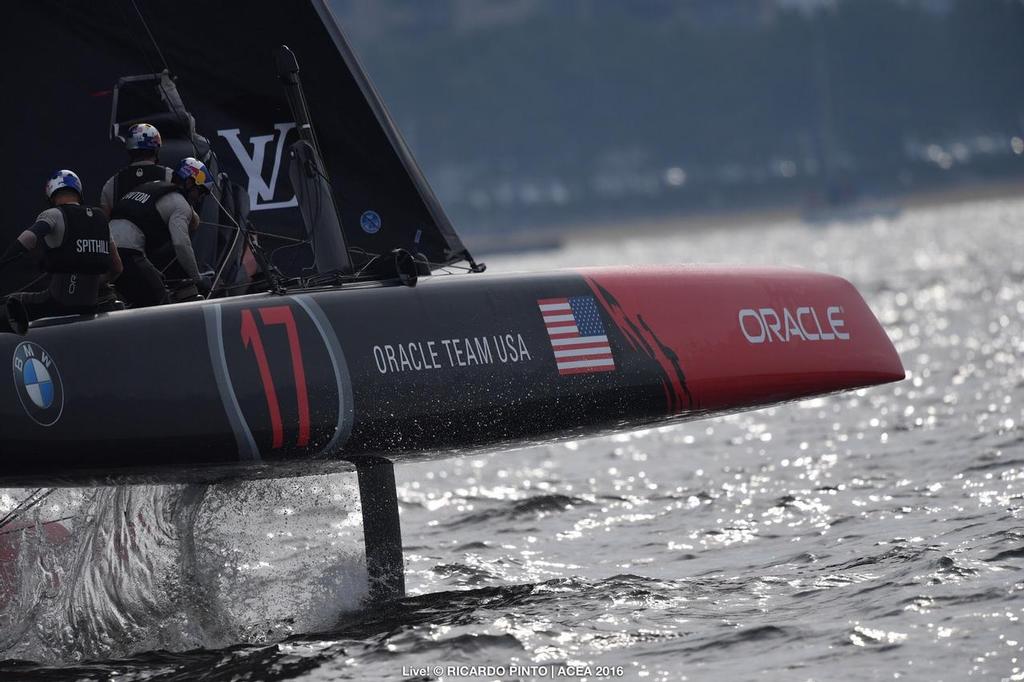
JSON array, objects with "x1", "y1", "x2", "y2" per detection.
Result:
[{"x1": 1, "y1": 198, "x2": 1023, "y2": 680}]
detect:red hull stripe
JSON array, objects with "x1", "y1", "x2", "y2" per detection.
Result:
[
  {"x1": 554, "y1": 346, "x2": 613, "y2": 357},
  {"x1": 583, "y1": 265, "x2": 904, "y2": 413},
  {"x1": 558, "y1": 363, "x2": 617, "y2": 376}
]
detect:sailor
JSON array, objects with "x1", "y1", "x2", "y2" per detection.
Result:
[
  {"x1": 109, "y1": 157, "x2": 213, "y2": 307},
  {"x1": 100, "y1": 123, "x2": 173, "y2": 215},
  {"x1": 0, "y1": 170, "x2": 122, "y2": 321}
]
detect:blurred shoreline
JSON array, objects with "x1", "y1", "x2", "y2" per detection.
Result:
[{"x1": 467, "y1": 177, "x2": 1024, "y2": 255}]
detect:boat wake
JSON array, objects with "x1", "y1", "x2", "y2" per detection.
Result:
[
  {"x1": 0, "y1": 573, "x2": 805, "y2": 680},
  {"x1": 0, "y1": 477, "x2": 368, "y2": 663}
]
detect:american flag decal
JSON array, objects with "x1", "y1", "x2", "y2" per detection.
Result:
[{"x1": 538, "y1": 296, "x2": 616, "y2": 375}]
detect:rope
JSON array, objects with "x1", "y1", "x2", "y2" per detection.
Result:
[
  {"x1": 0, "y1": 488, "x2": 55, "y2": 532},
  {"x1": 131, "y1": 0, "x2": 170, "y2": 73}
]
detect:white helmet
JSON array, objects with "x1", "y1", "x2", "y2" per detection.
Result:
[
  {"x1": 44, "y1": 170, "x2": 83, "y2": 201},
  {"x1": 126, "y1": 123, "x2": 162, "y2": 151}
]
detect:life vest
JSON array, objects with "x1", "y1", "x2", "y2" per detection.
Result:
[
  {"x1": 111, "y1": 181, "x2": 181, "y2": 257},
  {"x1": 43, "y1": 204, "x2": 113, "y2": 274},
  {"x1": 113, "y1": 164, "x2": 171, "y2": 202}
]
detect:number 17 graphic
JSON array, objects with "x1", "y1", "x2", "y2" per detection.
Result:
[{"x1": 240, "y1": 306, "x2": 311, "y2": 449}]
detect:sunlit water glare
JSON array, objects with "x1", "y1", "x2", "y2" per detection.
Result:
[{"x1": 1, "y1": 197, "x2": 1023, "y2": 680}]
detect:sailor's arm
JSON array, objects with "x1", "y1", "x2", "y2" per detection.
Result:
[
  {"x1": 166, "y1": 201, "x2": 202, "y2": 282},
  {"x1": 1, "y1": 210, "x2": 58, "y2": 265},
  {"x1": 101, "y1": 239, "x2": 123, "y2": 283},
  {"x1": 0, "y1": 235, "x2": 30, "y2": 267},
  {"x1": 100, "y1": 176, "x2": 115, "y2": 216}
]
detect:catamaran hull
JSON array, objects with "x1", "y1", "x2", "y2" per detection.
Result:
[{"x1": 0, "y1": 266, "x2": 903, "y2": 486}]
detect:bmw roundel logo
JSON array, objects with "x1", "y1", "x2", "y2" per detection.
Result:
[
  {"x1": 12, "y1": 341, "x2": 64, "y2": 426},
  {"x1": 360, "y1": 210, "x2": 382, "y2": 235}
]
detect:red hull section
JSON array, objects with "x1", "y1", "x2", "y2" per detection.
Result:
[{"x1": 585, "y1": 265, "x2": 904, "y2": 413}]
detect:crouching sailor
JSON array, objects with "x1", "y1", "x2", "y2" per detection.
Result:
[
  {"x1": 110, "y1": 157, "x2": 212, "y2": 307},
  {"x1": 0, "y1": 170, "x2": 122, "y2": 322},
  {"x1": 100, "y1": 122, "x2": 173, "y2": 216}
]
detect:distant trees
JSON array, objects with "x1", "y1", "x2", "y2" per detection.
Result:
[{"x1": 341, "y1": 0, "x2": 1024, "y2": 227}]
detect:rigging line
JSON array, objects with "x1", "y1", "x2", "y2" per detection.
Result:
[
  {"x1": 126, "y1": 0, "x2": 182, "y2": 151},
  {"x1": 14, "y1": 274, "x2": 48, "y2": 293},
  {"x1": 202, "y1": 190, "x2": 292, "y2": 297},
  {"x1": 116, "y1": 1, "x2": 159, "y2": 77},
  {"x1": 158, "y1": 258, "x2": 177, "y2": 275},
  {"x1": 203, "y1": 191, "x2": 247, "y2": 297},
  {"x1": 346, "y1": 247, "x2": 383, "y2": 257},
  {"x1": 0, "y1": 273, "x2": 48, "y2": 301},
  {"x1": 198, "y1": 277, "x2": 275, "y2": 296},
  {"x1": 422, "y1": 259, "x2": 473, "y2": 272},
  {"x1": 196, "y1": 221, "x2": 307, "y2": 245},
  {"x1": 0, "y1": 494, "x2": 37, "y2": 529},
  {"x1": 295, "y1": 77, "x2": 323, "y2": 163},
  {"x1": 354, "y1": 255, "x2": 384, "y2": 278},
  {"x1": 0, "y1": 516, "x2": 75, "y2": 537},
  {"x1": 0, "y1": 488, "x2": 55, "y2": 531},
  {"x1": 131, "y1": 0, "x2": 170, "y2": 74},
  {"x1": 269, "y1": 240, "x2": 313, "y2": 260}
]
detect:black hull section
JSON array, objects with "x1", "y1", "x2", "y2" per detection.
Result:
[
  {"x1": 0, "y1": 273, "x2": 655, "y2": 484},
  {"x1": 0, "y1": 266, "x2": 904, "y2": 486}
]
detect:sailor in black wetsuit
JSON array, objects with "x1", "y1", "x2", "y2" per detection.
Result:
[
  {"x1": 1, "y1": 170, "x2": 123, "y2": 321},
  {"x1": 100, "y1": 123, "x2": 173, "y2": 216},
  {"x1": 109, "y1": 157, "x2": 213, "y2": 307}
]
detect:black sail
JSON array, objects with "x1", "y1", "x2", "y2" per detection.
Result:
[{"x1": 0, "y1": 0, "x2": 475, "y2": 289}]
